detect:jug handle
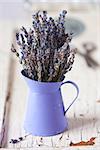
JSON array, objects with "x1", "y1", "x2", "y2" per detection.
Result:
[{"x1": 61, "y1": 81, "x2": 79, "y2": 115}]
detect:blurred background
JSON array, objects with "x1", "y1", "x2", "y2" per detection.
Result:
[
  {"x1": 0, "y1": 0, "x2": 100, "y2": 61},
  {"x1": 0, "y1": 0, "x2": 100, "y2": 148}
]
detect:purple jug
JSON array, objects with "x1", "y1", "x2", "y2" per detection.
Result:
[{"x1": 22, "y1": 71, "x2": 79, "y2": 136}]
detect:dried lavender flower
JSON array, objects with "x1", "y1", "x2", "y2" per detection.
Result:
[
  {"x1": 11, "y1": 10, "x2": 76, "y2": 82},
  {"x1": 21, "y1": 26, "x2": 28, "y2": 38}
]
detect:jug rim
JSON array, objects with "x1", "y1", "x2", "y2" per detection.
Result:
[{"x1": 21, "y1": 70, "x2": 63, "y2": 84}]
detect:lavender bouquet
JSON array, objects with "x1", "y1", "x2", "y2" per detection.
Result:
[{"x1": 11, "y1": 10, "x2": 76, "y2": 82}]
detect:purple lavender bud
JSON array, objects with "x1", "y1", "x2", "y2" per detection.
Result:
[
  {"x1": 11, "y1": 44, "x2": 16, "y2": 53},
  {"x1": 21, "y1": 26, "x2": 28, "y2": 38},
  {"x1": 16, "y1": 52, "x2": 19, "y2": 57},
  {"x1": 62, "y1": 10, "x2": 67, "y2": 14},
  {"x1": 49, "y1": 17, "x2": 53, "y2": 20},
  {"x1": 43, "y1": 10, "x2": 47, "y2": 14},
  {"x1": 20, "y1": 34, "x2": 25, "y2": 43},
  {"x1": 16, "y1": 33, "x2": 19, "y2": 41}
]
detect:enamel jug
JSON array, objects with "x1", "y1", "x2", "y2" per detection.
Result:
[{"x1": 22, "y1": 71, "x2": 79, "y2": 136}]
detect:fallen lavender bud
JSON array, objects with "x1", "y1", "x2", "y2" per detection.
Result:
[
  {"x1": 9, "y1": 139, "x2": 19, "y2": 144},
  {"x1": 19, "y1": 137, "x2": 23, "y2": 141}
]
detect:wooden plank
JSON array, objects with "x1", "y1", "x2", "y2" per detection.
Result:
[
  {"x1": 0, "y1": 52, "x2": 11, "y2": 147},
  {"x1": 0, "y1": 29, "x2": 17, "y2": 148},
  {"x1": 0, "y1": 55, "x2": 16, "y2": 147}
]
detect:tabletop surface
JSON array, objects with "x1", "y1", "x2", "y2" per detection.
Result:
[{"x1": 0, "y1": 3, "x2": 100, "y2": 150}]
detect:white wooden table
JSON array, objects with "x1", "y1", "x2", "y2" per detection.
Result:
[{"x1": 0, "y1": 3, "x2": 100, "y2": 150}]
